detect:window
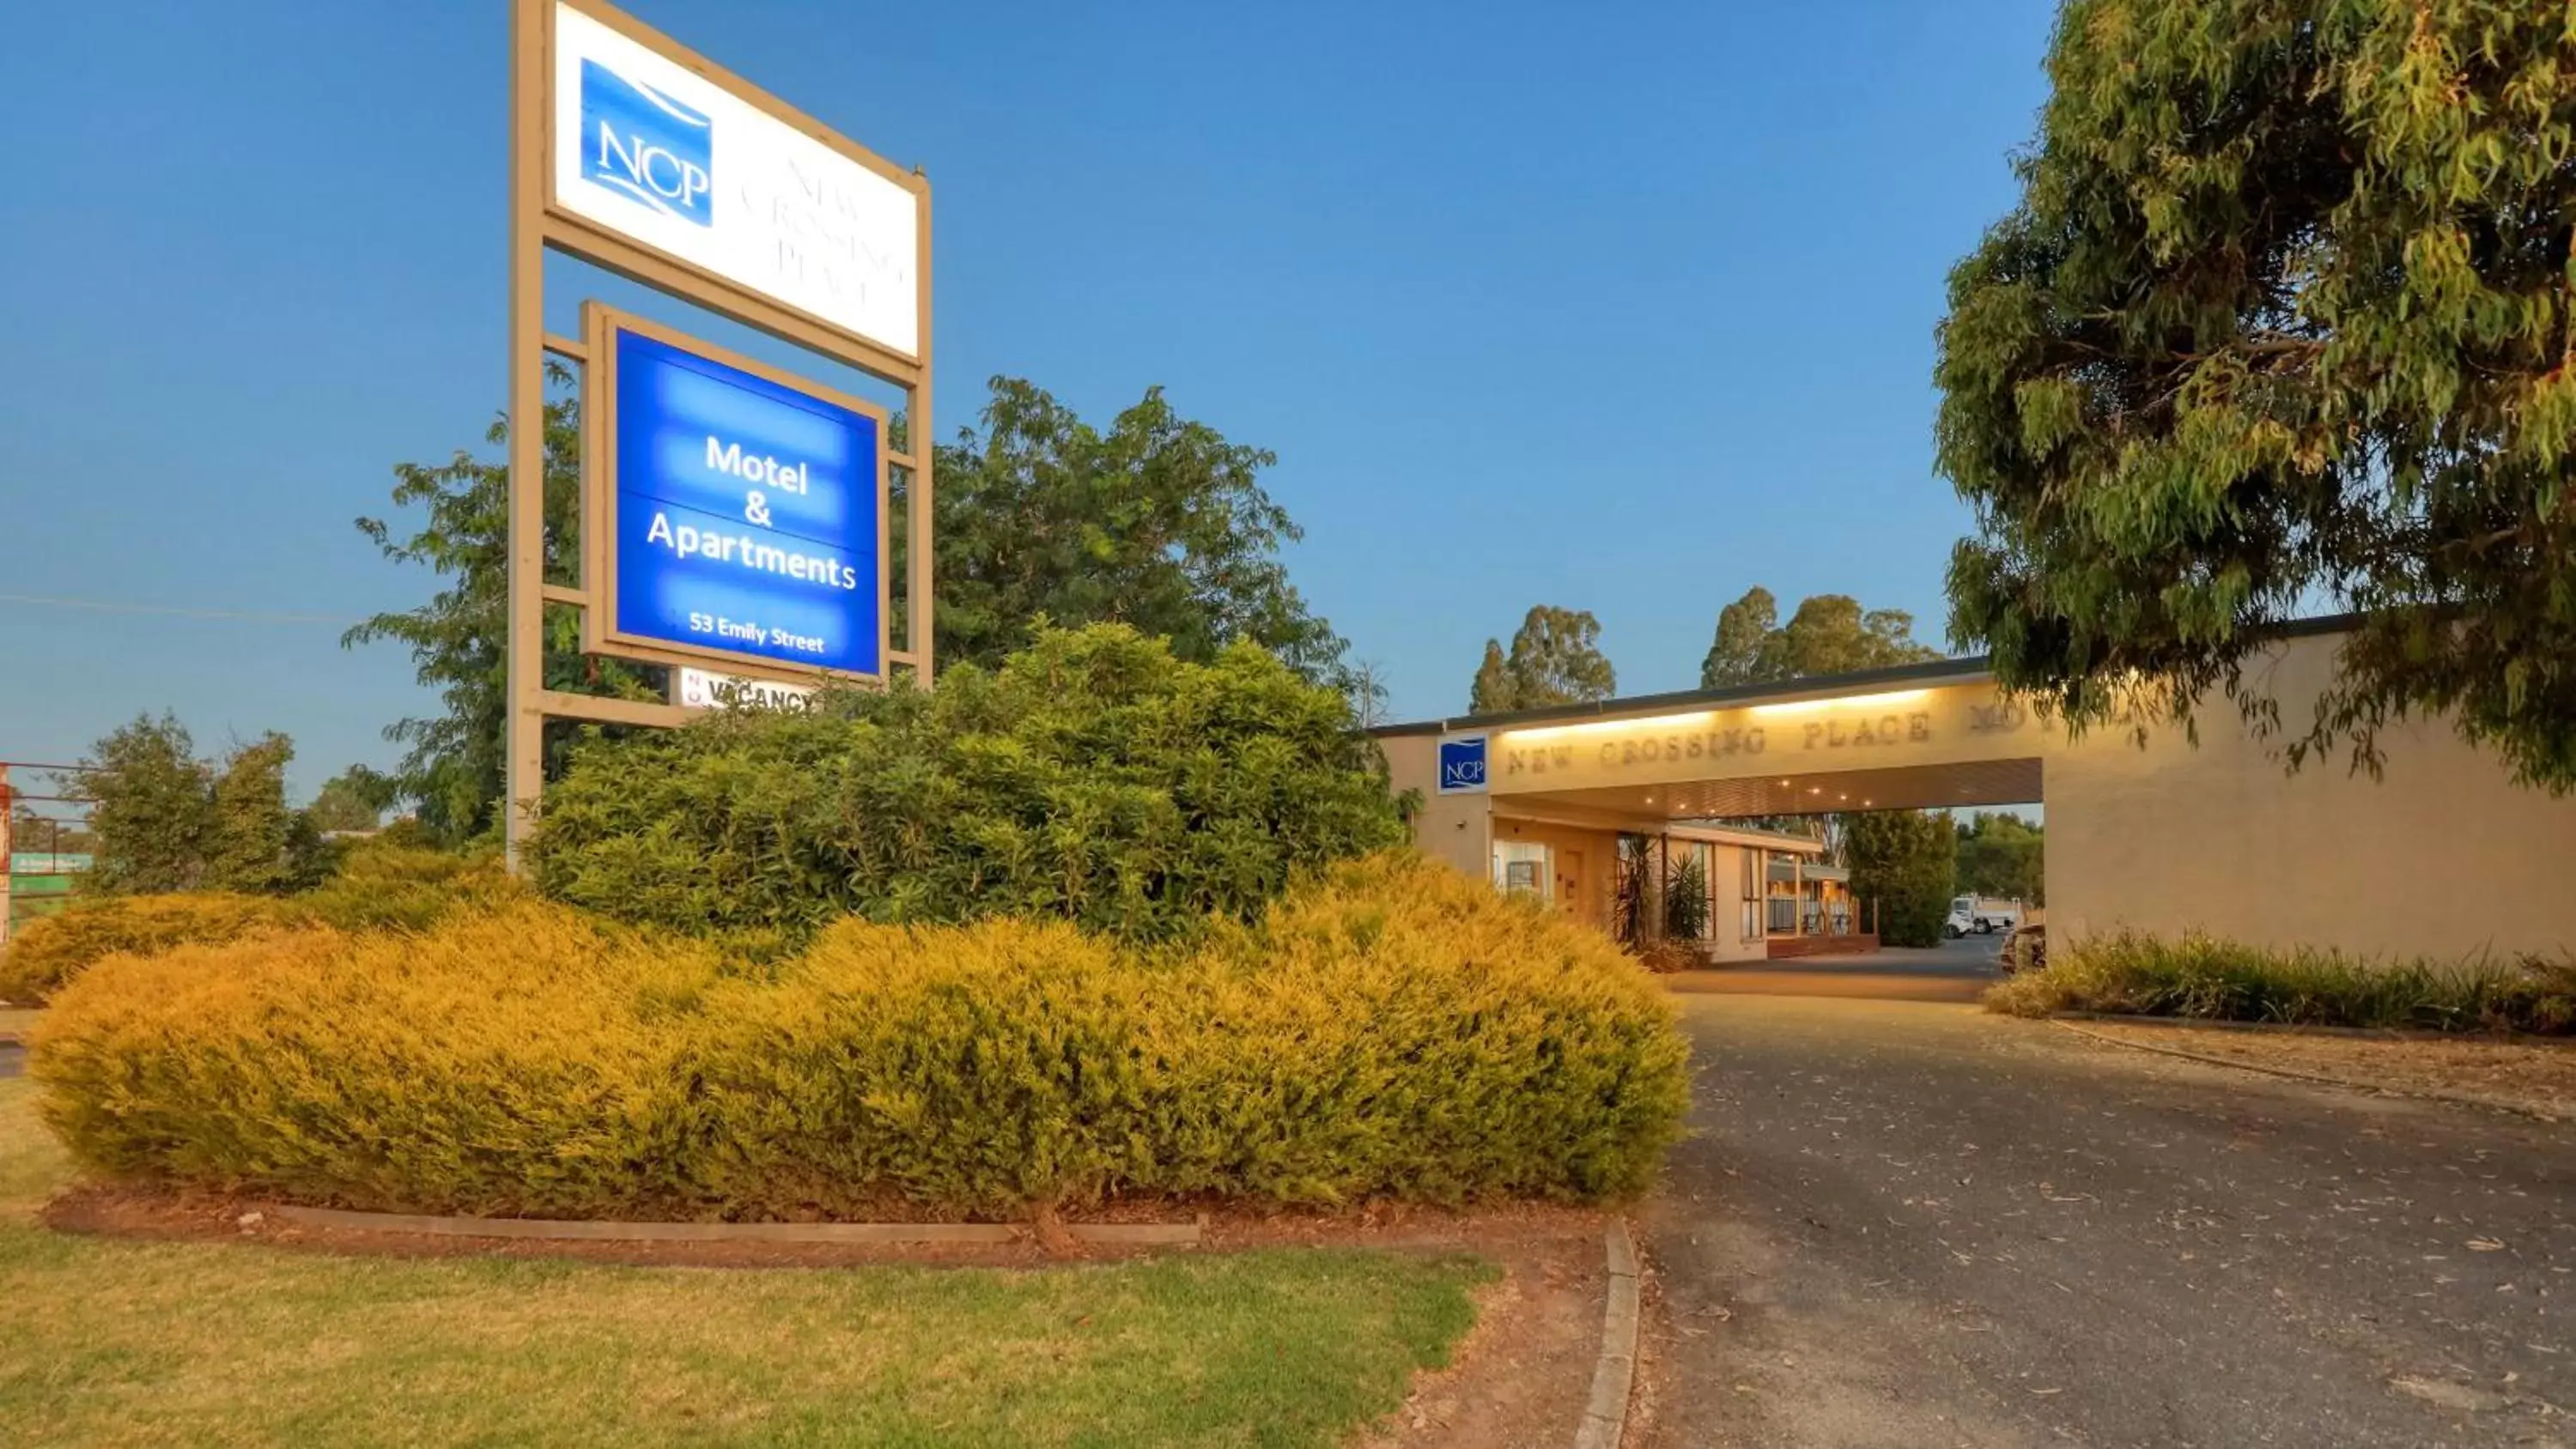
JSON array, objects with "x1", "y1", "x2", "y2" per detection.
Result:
[
  {"x1": 1769, "y1": 894, "x2": 1798, "y2": 935},
  {"x1": 1740, "y1": 848, "x2": 1763, "y2": 941},
  {"x1": 1493, "y1": 841, "x2": 1552, "y2": 899}
]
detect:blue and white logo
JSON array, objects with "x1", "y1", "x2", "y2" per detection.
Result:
[
  {"x1": 1437, "y1": 736, "x2": 1489, "y2": 794},
  {"x1": 580, "y1": 59, "x2": 713, "y2": 227}
]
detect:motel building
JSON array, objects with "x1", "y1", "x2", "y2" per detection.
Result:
[{"x1": 1376, "y1": 620, "x2": 2576, "y2": 965}]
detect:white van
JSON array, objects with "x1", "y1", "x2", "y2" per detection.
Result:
[{"x1": 1946, "y1": 895, "x2": 2022, "y2": 937}]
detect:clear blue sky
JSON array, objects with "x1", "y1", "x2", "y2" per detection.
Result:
[{"x1": 0, "y1": 0, "x2": 2059, "y2": 802}]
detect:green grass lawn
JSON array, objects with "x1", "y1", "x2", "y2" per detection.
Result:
[{"x1": 0, "y1": 1078, "x2": 1490, "y2": 1448}]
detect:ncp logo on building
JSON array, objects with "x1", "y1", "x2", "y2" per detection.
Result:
[
  {"x1": 580, "y1": 59, "x2": 712, "y2": 227},
  {"x1": 1437, "y1": 736, "x2": 1489, "y2": 794}
]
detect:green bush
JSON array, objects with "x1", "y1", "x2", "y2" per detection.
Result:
[
  {"x1": 34, "y1": 852, "x2": 1690, "y2": 1219},
  {"x1": 1846, "y1": 810, "x2": 1956, "y2": 948},
  {"x1": 529, "y1": 625, "x2": 1408, "y2": 943},
  {"x1": 0, "y1": 843, "x2": 516, "y2": 1006},
  {"x1": 1985, "y1": 931, "x2": 2576, "y2": 1034}
]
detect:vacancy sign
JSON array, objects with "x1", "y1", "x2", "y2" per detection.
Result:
[
  {"x1": 550, "y1": 3, "x2": 921, "y2": 359},
  {"x1": 676, "y1": 667, "x2": 819, "y2": 712}
]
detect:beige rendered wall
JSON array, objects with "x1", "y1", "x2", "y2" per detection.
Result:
[
  {"x1": 2044, "y1": 632, "x2": 2576, "y2": 960},
  {"x1": 1382, "y1": 733, "x2": 1492, "y2": 881}
]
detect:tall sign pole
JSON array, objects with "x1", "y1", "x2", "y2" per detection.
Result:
[
  {"x1": 504, "y1": 0, "x2": 547, "y2": 872},
  {"x1": 501, "y1": 0, "x2": 933, "y2": 870},
  {"x1": 0, "y1": 767, "x2": 15, "y2": 953}
]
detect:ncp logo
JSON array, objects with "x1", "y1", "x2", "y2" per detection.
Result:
[
  {"x1": 1437, "y1": 736, "x2": 1488, "y2": 794},
  {"x1": 580, "y1": 59, "x2": 712, "y2": 227}
]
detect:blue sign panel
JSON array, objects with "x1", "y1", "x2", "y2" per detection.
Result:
[
  {"x1": 612, "y1": 329, "x2": 880, "y2": 674},
  {"x1": 1437, "y1": 736, "x2": 1488, "y2": 794}
]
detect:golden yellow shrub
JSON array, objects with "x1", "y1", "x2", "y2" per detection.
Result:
[
  {"x1": 0, "y1": 846, "x2": 520, "y2": 1008},
  {"x1": 0, "y1": 893, "x2": 294, "y2": 1006},
  {"x1": 34, "y1": 852, "x2": 1691, "y2": 1218},
  {"x1": 36, "y1": 900, "x2": 716, "y2": 1216}
]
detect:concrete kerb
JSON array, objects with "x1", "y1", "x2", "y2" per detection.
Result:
[
  {"x1": 1573, "y1": 1218, "x2": 1642, "y2": 1449},
  {"x1": 267, "y1": 1203, "x2": 1203, "y2": 1246}
]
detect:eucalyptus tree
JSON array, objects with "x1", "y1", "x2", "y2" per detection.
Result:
[{"x1": 1939, "y1": 0, "x2": 2576, "y2": 788}]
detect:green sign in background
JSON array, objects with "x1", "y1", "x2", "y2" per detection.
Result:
[{"x1": 8, "y1": 856, "x2": 87, "y2": 926}]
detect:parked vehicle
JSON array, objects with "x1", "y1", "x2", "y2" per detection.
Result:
[
  {"x1": 1946, "y1": 894, "x2": 2022, "y2": 937},
  {"x1": 1997, "y1": 922, "x2": 2045, "y2": 974}
]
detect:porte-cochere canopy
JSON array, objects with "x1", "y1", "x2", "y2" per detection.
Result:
[{"x1": 1380, "y1": 621, "x2": 2576, "y2": 962}]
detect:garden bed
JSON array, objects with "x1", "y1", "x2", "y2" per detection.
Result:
[
  {"x1": 2060, "y1": 1016, "x2": 2576, "y2": 1120},
  {"x1": 1986, "y1": 930, "x2": 2576, "y2": 1034},
  {"x1": 1, "y1": 1080, "x2": 1498, "y2": 1448}
]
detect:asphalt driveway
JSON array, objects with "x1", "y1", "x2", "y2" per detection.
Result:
[
  {"x1": 1666, "y1": 936, "x2": 2008, "y2": 1004},
  {"x1": 1638, "y1": 994, "x2": 2576, "y2": 1448}
]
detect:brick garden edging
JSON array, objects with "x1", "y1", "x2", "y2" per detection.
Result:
[{"x1": 267, "y1": 1203, "x2": 1201, "y2": 1246}]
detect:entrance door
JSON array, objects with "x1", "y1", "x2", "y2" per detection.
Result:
[{"x1": 1558, "y1": 848, "x2": 1588, "y2": 925}]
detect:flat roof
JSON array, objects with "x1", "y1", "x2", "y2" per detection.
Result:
[
  {"x1": 1375, "y1": 653, "x2": 1995, "y2": 737},
  {"x1": 1376, "y1": 611, "x2": 2366, "y2": 737}
]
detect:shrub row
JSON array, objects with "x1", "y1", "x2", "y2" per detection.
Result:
[
  {"x1": 1984, "y1": 930, "x2": 2576, "y2": 1034},
  {"x1": 33, "y1": 853, "x2": 1691, "y2": 1219},
  {"x1": 0, "y1": 845, "x2": 513, "y2": 1006},
  {"x1": 527, "y1": 625, "x2": 1410, "y2": 944}
]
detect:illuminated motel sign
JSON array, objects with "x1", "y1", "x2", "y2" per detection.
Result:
[{"x1": 501, "y1": 0, "x2": 933, "y2": 863}]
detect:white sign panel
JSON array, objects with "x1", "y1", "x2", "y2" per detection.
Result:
[
  {"x1": 677, "y1": 666, "x2": 820, "y2": 712},
  {"x1": 551, "y1": 3, "x2": 921, "y2": 357}
]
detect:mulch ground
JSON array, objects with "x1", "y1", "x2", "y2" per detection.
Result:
[
  {"x1": 2070, "y1": 1018, "x2": 2576, "y2": 1120},
  {"x1": 1351, "y1": 1227, "x2": 1607, "y2": 1449},
  {"x1": 42, "y1": 1180, "x2": 1610, "y2": 1269}
]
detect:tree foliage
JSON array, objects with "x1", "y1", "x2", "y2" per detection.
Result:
[
  {"x1": 1700, "y1": 586, "x2": 1943, "y2": 688},
  {"x1": 70, "y1": 715, "x2": 215, "y2": 895},
  {"x1": 1845, "y1": 809, "x2": 1957, "y2": 949},
  {"x1": 932, "y1": 378, "x2": 1349, "y2": 683},
  {"x1": 304, "y1": 766, "x2": 400, "y2": 835},
  {"x1": 1937, "y1": 0, "x2": 2576, "y2": 790},
  {"x1": 203, "y1": 734, "x2": 300, "y2": 894},
  {"x1": 343, "y1": 366, "x2": 658, "y2": 845},
  {"x1": 69, "y1": 717, "x2": 324, "y2": 896},
  {"x1": 1955, "y1": 810, "x2": 2044, "y2": 906},
  {"x1": 1469, "y1": 606, "x2": 1618, "y2": 712},
  {"x1": 529, "y1": 625, "x2": 1406, "y2": 943}
]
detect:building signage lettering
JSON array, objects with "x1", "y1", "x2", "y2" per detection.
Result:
[
  {"x1": 1801, "y1": 712, "x2": 1932, "y2": 749},
  {"x1": 611, "y1": 325, "x2": 880, "y2": 674},
  {"x1": 1501, "y1": 726, "x2": 1770, "y2": 779},
  {"x1": 551, "y1": 3, "x2": 922, "y2": 357},
  {"x1": 1494, "y1": 701, "x2": 2013, "y2": 781},
  {"x1": 1968, "y1": 701, "x2": 2029, "y2": 732}
]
